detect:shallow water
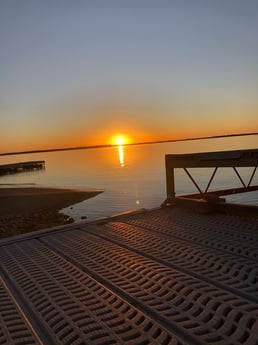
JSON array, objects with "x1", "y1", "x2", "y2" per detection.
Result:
[{"x1": 0, "y1": 136, "x2": 257, "y2": 221}]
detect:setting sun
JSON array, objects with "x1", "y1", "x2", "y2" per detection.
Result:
[{"x1": 110, "y1": 135, "x2": 130, "y2": 146}]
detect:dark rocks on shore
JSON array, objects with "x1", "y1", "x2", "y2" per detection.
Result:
[
  {"x1": 0, "y1": 187, "x2": 103, "y2": 240},
  {"x1": 0, "y1": 189, "x2": 102, "y2": 216},
  {"x1": 0, "y1": 211, "x2": 74, "y2": 239}
]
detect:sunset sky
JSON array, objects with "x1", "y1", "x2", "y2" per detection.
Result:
[{"x1": 1, "y1": 1, "x2": 258, "y2": 153}]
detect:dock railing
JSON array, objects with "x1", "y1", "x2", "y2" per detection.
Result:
[{"x1": 163, "y1": 148, "x2": 258, "y2": 213}]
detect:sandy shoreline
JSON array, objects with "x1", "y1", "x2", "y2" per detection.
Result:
[{"x1": 0, "y1": 187, "x2": 103, "y2": 239}]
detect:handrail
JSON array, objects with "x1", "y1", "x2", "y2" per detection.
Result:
[{"x1": 164, "y1": 148, "x2": 258, "y2": 204}]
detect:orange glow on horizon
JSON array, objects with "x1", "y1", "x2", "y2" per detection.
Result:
[{"x1": 2, "y1": 125, "x2": 257, "y2": 155}]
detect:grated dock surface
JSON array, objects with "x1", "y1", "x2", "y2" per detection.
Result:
[{"x1": 0, "y1": 207, "x2": 257, "y2": 344}]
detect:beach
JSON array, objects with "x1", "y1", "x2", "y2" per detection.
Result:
[{"x1": 0, "y1": 187, "x2": 103, "y2": 239}]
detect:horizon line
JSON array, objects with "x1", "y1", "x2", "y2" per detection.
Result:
[{"x1": 1, "y1": 132, "x2": 257, "y2": 156}]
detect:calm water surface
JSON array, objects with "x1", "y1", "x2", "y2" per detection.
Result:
[{"x1": 1, "y1": 136, "x2": 257, "y2": 221}]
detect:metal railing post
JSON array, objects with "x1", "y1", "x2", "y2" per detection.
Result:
[{"x1": 165, "y1": 155, "x2": 175, "y2": 199}]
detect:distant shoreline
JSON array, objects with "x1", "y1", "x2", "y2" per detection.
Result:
[{"x1": 1, "y1": 132, "x2": 257, "y2": 156}]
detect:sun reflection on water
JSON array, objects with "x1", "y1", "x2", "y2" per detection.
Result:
[
  {"x1": 118, "y1": 145, "x2": 125, "y2": 167},
  {"x1": 111, "y1": 134, "x2": 129, "y2": 167}
]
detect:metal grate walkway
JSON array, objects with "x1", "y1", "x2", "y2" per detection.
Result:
[{"x1": 0, "y1": 207, "x2": 258, "y2": 344}]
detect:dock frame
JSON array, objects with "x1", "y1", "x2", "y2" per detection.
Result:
[{"x1": 163, "y1": 148, "x2": 258, "y2": 214}]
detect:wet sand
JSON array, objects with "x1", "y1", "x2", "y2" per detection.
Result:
[{"x1": 0, "y1": 187, "x2": 103, "y2": 239}]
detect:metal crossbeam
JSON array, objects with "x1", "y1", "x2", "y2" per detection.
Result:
[
  {"x1": 233, "y1": 167, "x2": 246, "y2": 188},
  {"x1": 248, "y1": 167, "x2": 257, "y2": 187},
  {"x1": 183, "y1": 168, "x2": 203, "y2": 195},
  {"x1": 204, "y1": 167, "x2": 218, "y2": 193}
]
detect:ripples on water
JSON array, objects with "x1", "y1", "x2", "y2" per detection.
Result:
[{"x1": 0, "y1": 136, "x2": 257, "y2": 221}]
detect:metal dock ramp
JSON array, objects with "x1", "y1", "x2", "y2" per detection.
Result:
[{"x1": 0, "y1": 206, "x2": 257, "y2": 345}]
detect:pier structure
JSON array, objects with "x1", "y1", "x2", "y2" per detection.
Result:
[
  {"x1": 163, "y1": 148, "x2": 258, "y2": 215},
  {"x1": 0, "y1": 161, "x2": 45, "y2": 175},
  {"x1": 0, "y1": 149, "x2": 258, "y2": 345}
]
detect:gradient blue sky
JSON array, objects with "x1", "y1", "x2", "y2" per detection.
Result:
[{"x1": 1, "y1": 0, "x2": 258, "y2": 152}]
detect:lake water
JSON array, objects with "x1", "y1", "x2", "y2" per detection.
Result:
[{"x1": 0, "y1": 136, "x2": 257, "y2": 221}]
